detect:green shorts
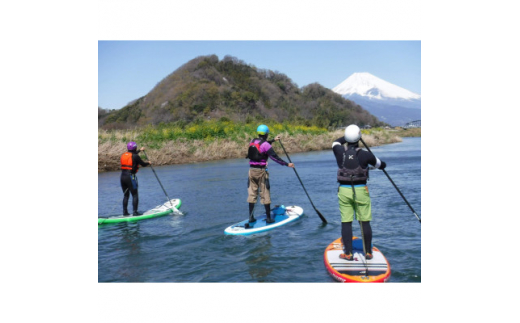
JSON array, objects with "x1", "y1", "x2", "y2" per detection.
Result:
[{"x1": 338, "y1": 185, "x2": 372, "y2": 222}]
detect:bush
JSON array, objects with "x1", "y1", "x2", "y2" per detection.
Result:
[{"x1": 99, "y1": 120, "x2": 328, "y2": 148}]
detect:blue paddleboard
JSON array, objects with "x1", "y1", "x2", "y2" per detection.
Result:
[{"x1": 224, "y1": 205, "x2": 304, "y2": 236}]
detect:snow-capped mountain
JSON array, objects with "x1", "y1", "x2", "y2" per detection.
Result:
[
  {"x1": 333, "y1": 72, "x2": 420, "y2": 100},
  {"x1": 332, "y1": 72, "x2": 421, "y2": 126}
]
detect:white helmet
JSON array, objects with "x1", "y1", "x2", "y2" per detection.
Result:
[{"x1": 344, "y1": 124, "x2": 361, "y2": 143}]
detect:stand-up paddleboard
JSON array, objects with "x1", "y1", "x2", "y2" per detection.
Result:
[
  {"x1": 224, "y1": 205, "x2": 303, "y2": 236},
  {"x1": 98, "y1": 199, "x2": 182, "y2": 225},
  {"x1": 324, "y1": 237, "x2": 391, "y2": 283}
]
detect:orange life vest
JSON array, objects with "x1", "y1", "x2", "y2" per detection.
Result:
[{"x1": 120, "y1": 152, "x2": 138, "y2": 172}]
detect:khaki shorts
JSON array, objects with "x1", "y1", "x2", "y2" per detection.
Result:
[
  {"x1": 247, "y1": 168, "x2": 270, "y2": 204},
  {"x1": 338, "y1": 185, "x2": 372, "y2": 222}
]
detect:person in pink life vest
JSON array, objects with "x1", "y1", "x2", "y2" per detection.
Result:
[{"x1": 246, "y1": 125, "x2": 294, "y2": 225}]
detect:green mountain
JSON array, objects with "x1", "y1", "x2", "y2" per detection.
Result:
[{"x1": 99, "y1": 55, "x2": 386, "y2": 129}]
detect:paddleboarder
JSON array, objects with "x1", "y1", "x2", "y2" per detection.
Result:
[
  {"x1": 247, "y1": 125, "x2": 294, "y2": 224},
  {"x1": 120, "y1": 141, "x2": 152, "y2": 216},
  {"x1": 332, "y1": 125, "x2": 386, "y2": 260}
]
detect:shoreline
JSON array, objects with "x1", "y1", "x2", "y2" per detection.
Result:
[{"x1": 99, "y1": 128, "x2": 418, "y2": 172}]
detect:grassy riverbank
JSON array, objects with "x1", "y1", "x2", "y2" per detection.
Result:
[
  {"x1": 98, "y1": 121, "x2": 408, "y2": 172},
  {"x1": 393, "y1": 127, "x2": 421, "y2": 137}
]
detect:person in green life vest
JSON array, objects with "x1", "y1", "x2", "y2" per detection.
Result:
[{"x1": 246, "y1": 124, "x2": 294, "y2": 225}]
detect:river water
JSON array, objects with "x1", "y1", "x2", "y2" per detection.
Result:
[{"x1": 98, "y1": 137, "x2": 421, "y2": 282}]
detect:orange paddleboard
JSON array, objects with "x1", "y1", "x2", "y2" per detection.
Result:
[{"x1": 324, "y1": 237, "x2": 391, "y2": 283}]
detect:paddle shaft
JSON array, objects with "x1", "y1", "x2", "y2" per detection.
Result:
[
  {"x1": 278, "y1": 140, "x2": 327, "y2": 224},
  {"x1": 352, "y1": 187, "x2": 369, "y2": 275},
  {"x1": 142, "y1": 151, "x2": 174, "y2": 209},
  {"x1": 359, "y1": 138, "x2": 421, "y2": 223}
]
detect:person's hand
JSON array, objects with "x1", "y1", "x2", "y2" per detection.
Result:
[
  {"x1": 274, "y1": 135, "x2": 281, "y2": 141},
  {"x1": 148, "y1": 161, "x2": 152, "y2": 165},
  {"x1": 288, "y1": 163, "x2": 295, "y2": 168},
  {"x1": 379, "y1": 161, "x2": 386, "y2": 170},
  {"x1": 140, "y1": 147, "x2": 145, "y2": 151}
]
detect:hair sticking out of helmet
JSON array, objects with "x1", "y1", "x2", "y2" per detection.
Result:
[
  {"x1": 127, "y1": 141, "x2": 137, "y2": 151},
  {"x1": 257, "y1": 124, "x2": 269, "y2": 135},
  {"x1": 344, "y1": 125, "x2": 361, "y2": 143}
]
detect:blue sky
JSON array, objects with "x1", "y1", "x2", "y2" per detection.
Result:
[{"x1": 99, "y1": 41, "x2": 420, "y2": 110}]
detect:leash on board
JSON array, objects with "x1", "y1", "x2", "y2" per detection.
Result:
[{"x1": 350, "y1": 179, "x2": 369, "y2": 276}]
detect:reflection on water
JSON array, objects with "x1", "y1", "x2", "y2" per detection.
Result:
[{"x1": 245, "y1": 235, "x2": 274, "y2": 281}]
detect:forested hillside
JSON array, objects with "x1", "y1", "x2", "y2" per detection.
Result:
[{"x1": 99, "y1": 55, "x2": 386, "y2": 129}]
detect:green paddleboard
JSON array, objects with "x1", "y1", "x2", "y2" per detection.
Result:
[{"x1": 98, "y1": 199, "x2": 182, "y2": 225}]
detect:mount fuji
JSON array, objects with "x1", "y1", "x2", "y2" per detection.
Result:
[{"x1": 332, "y1": 72, "x2": 421, "y2": 126}]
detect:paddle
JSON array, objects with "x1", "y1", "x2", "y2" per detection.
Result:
[
  {"x1": 359, "y1": 137, "x2": 421, "y2": 223},
  {"x1": 278, "y1": 139, "x2": 327, "y2": 224},
  {"x1": 142, "y1": 150, "x2": 175, "y2": 210}
]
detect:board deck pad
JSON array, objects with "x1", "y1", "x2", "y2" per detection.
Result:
[
  {"x1": 224, "y1": 205, "x2": 303, "y2": 235},
  {"x1": 98, "y1": 198, "x2": 182, "y2": 225},
  {"x1": 324, "y1": 237, "x2": 391, "y2": 283}
]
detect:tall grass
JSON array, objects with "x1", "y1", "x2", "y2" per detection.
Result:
[{"x1": 98, "y1": 121, "x2": 403, "y2": 172}]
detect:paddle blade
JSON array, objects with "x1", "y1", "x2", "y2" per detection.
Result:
[{"x1": 316, "y1": 209, "x2": 327, "y2": 224}]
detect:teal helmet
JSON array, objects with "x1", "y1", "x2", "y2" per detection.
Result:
[{"x1": 257, "y1": 124, "x2": 269, "y2": 135}]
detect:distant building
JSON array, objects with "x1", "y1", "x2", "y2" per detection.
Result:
[{"x1": 403, "y1": 120, "x2": 421, "y2": 129}]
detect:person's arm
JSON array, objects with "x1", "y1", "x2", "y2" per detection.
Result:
[
  {"x1": 138, "y1": 147, "x2": 152, "y2": 166},
  {"x1": 332, "y1": 137, "x2": 347, "y2": 146},
  {"x1": 266, "y1": 147, "x2": 289, "y2": 166},
  {"x1": 363, "y1": 151, "x2": 386, "y2": 170},
  {"x1": 133, "y1": 153, "x2": 151, "y2": 173},
  {"x1": 267, "y1": 135, "x2": 281, "y2": 145},
  {"x1": 332, "y1": 137, "x2": 346, "y2": 168}
]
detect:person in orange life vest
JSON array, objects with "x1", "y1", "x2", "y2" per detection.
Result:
[
  {"x1": 120, "y1": 141, "x2": 152, "y2": 216},
  {"x1": 246, "y1": 124, "x2": 295, "y2": 225}
]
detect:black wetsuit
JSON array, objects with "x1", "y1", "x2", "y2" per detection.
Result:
[{"x1": 121, "y1": 150, "x2": 150, "y2": 214}]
